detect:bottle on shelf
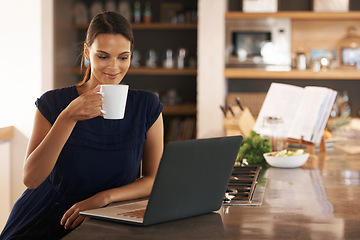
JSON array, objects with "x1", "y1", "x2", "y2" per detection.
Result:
[
  {"x1": 296, "y1": 48, "x2": 306, "y2": 71},
  {"x1": 163, "y1": 49, "x2": 175, "y2": 69},
  {"x1": 144, "y1": 1, "x2": 152, "y2": 24},
  {"x1": 338, "y1": 26, "x2": 360, "y2": 68},
  {"x1": 177, "y1": 48, "x2": 188, "y2": 69},
  {"x1": 133, "y1": 1, "x2": 141, "y2": 23},
  {"x1": 146, "y1": 49, "x2": 158, "y2": 68},
  {"x1": 105, "y1": 1, "x2": 116, "y2": 12},
  {"x1": 118, "y1": 1, "x2": 131, "y2": 22}
]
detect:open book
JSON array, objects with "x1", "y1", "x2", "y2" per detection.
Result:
[{"x1": 253, "y1": 83, "x2": 337, "y2": 145}]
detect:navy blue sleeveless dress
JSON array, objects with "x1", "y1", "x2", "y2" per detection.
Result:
[{"x1": 0, "y1": 86, "x2": 163, "y2": 240}]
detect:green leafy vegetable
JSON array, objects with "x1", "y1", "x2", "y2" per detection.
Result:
[{"x1": 236, "y1": 130, "x2": 272, "y2": 165}]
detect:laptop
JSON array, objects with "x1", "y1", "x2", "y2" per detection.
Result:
[{"x1": 80, "y1": 135, "x2": 243, "y2": 226}]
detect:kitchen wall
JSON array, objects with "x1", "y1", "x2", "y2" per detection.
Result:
[
  {"x1": 197, "y1": 0, "x2": 227, "y2": 138},
  {"x1": 0, "y1": 0, "x2": 53, "y2": 229},
  {"x1": 0, "y1": 141, "x2": 11, "y2": 230}
]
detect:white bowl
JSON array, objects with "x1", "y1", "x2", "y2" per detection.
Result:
[{"x1": 263, "y1": 152, "x2": 310, "y2": 168}]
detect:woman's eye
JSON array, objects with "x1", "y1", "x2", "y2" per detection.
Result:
[
  {"x1": 97, "y1": 55, "x2": 108, "y2": 59},
  {"x1": 119, "y1": 56, "x2": 129, "y2": 61}
]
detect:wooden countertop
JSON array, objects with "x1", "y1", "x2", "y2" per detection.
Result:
[
  {"x1": 225, "y1": 68, "x2": 360, "y2": 80},
  {"x1": 0, "y1": 126, "x2": 14, "y2": 141},
  {"x1": 62, "y1": 139, "x2": 360, "y2": 240}
]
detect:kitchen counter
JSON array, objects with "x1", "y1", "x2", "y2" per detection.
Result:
[
  {"x1": 62, "y1": 139, "x2": 360, "y2": 240},
  {"x1": 0, "y1": 126, "x2": 13, "y2": 141}
]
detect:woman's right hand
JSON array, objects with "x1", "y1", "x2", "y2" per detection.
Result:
[{"x1": 62, "y1": 85, "x2": 103, "y2": 122}]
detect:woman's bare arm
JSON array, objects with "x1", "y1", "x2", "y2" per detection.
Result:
[
  {"x1": 23, "y1": 86, "x2": 103, "y2": 189},
  {"x1": 23, "y1": 110, "x2": 74, "y2": 189}
]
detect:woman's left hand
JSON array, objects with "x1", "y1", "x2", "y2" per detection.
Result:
[{"x1": 60, "y1": 194, "x2": 107, "y2": 229}]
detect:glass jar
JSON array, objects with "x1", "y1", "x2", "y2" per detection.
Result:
[
  {"x1": 338, "y1": 26, "x2": 360, "y2": 68},
  {"x1": 260, "y1": 116, "x2": 287, "y2": 152},
  {"x1": 296, "y1": 49, "x2": 307, "y2": 70}
]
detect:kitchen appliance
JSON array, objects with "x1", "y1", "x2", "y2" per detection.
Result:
[
  {"x1": 223, "y1": 166, "x2": 267, "y2": 206},
  {"x1": 225, "y1": 18, "x2": 291, "y2": 70}
]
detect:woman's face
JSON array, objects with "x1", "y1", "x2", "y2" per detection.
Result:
[{"x1": 85, "y1": 33, "x2": 131, "y2": 85}]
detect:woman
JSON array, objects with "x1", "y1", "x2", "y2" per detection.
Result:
[{"x1": 0, "y1": 11, "x2": 163, "y2": 239}]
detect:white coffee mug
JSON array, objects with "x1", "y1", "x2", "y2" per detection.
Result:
[{"x1": 98, "y1": 84, "x2": 129, "y2": 119}]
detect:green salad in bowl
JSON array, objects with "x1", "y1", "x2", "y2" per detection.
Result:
[
  {"x1": 264, "y1": 149, "x2": 309, "y2": 168},
  {"x1": 269, "y1": 149, "x2": 305, "y2": 157}
]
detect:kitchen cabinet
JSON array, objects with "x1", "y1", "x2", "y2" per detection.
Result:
[
  {"x1": 54, "y1": 0, "x2": 198, "y2": 141},
  {"x1": 225, "y1": 10, "x2": 360, "y2": 58},
  {"x1": 225, "y1": 1, "x2": 360, "y2": 117}
]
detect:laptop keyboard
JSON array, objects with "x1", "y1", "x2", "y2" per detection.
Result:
[{"x1": 121, "y1": 208, "x2": 146, "y2": 218}]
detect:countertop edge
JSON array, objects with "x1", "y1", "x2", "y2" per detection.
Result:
[{"x1": 0, "y1": 126, "x2": 14, "y2": 141}]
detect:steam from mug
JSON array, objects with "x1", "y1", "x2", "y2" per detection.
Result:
[{"x1": 98, "y1": 85, "x2": 129, "y2": 119}]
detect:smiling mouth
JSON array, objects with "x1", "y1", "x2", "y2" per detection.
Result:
[{"x1": 105, "y1": 73, "x2": 120, "y2": 79}]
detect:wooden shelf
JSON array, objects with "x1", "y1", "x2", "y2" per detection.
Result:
[
  {"x1": 225, "y1": 68, "x2": 360, "y2": 80},
  {"x1": 129, "y1": 67, "x2": 197, "y2": 75},
  {"x1": 132, "y1": 23, "x2": 197, "y2": 30},
  {"x1": 163, "y1": 103, "x2": 196, "y2": 115},
  {"x1": 225, "y1": 11, "x2": 360, "y2": 20},
  {"x1": 71, "y1": 67, "x2": 197, "y2": 76},
  {"x1": 72, "y1": 23, "x2": 197, "y2": 30}
]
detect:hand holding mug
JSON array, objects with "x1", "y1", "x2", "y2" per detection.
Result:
[{"x1": 64, "y1": 85, "x2": 103, "y2": 122}]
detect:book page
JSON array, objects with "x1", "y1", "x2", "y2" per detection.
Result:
[
  {"x1": 287, "y1": 86, "x2": 335, "y2": 143},
  {"x1": 253, "y1": 83, "x2": 304, "y2": 135},
  {"x1": 313, "y1": 89, "x2": 337, "y2": 144}
]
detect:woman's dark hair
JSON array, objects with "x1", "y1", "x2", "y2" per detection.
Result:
[{"x1": 79, "y1": 11, "x2": 134, "y2": 86}]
